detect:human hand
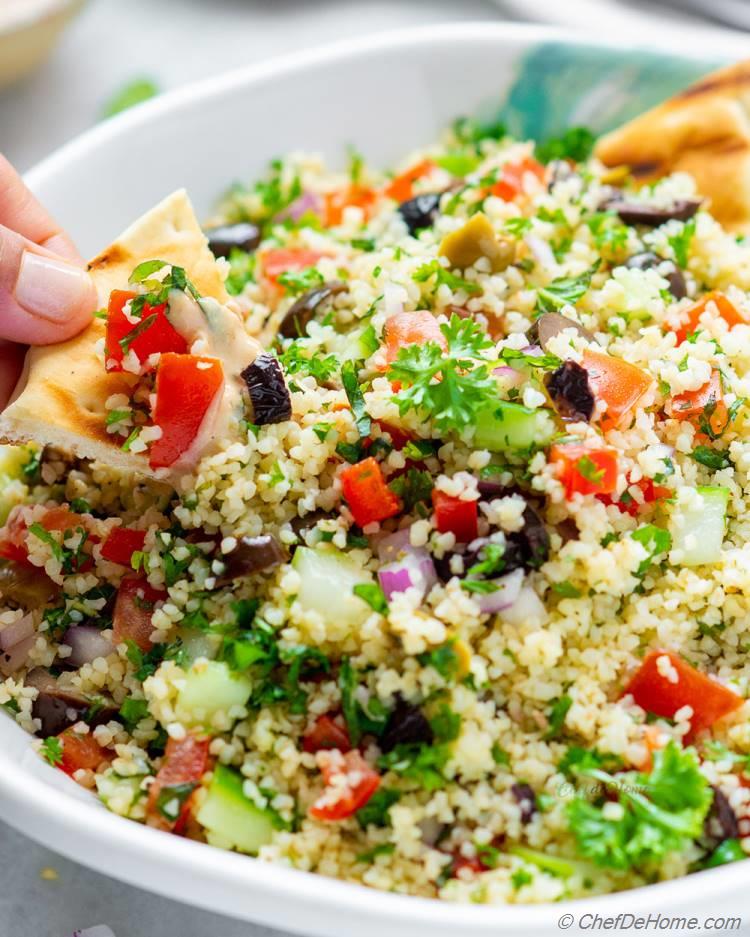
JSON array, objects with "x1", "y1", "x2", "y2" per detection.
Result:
[{"x1": 0, "y1": 153, "x2": 96, "y2": 408}]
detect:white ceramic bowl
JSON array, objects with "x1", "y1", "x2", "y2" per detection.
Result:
[{"x1": 4, "y1": 22, "x2": 750, "y2": 936}]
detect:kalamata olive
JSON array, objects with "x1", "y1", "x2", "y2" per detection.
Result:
[
  {"x1": 379, "y1": 696, "x2": 434, "y2": 753},
  {"x1": 278, "y1": 281, "x2": 347, "y2": 339},
  {"x1": 625, "y1": 251, "x2": 687, "y2": 300},
  {"x1": 511, "y1": 782, "x2": 537, "y2": 824},
  {"x1": 705, "y1": 786, "x2": 740, "y2": 845},
  {"x1": 518, "y1": 504, "x2": 550, "y2": 569},
  {"x1": 603, "y1": 198, "x2": 700, "y2": 227},
  {"x1": 205, "y1": 222, "x2": 262, "y2": 258},
  {"x1": 215, "y1": 534, "x2": 286, "y2": 585},
  {"x1": 545, "y1": 360, "x2": 595, "y2": 422},
  {"x1": 0, "y1": 562, "x2": 59, "y2": 609},
  {"x1": 290, "y1": 510, "x2": 331, "y2": 538},
  {"x1": 527, "y1": 312, "x2": 592, "y2": 351},
  {"x1": 398, "y1": 192, "x2": 442, "y2": 235},
  {"x1": 25, "y1": 668, "x2": 114, "y2": 737},
  {"x1": 241, "y1": 353, "x2": 292, "y2": 425}
]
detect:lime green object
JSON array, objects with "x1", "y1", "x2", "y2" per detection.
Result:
[
  {"x1": 177, "y1": 661, "x2": 252, "y2": 727},
  {"x1": 473, "y1": 402, "x2": 555, "y2": 453},
  {"x1": 197, "y1": 764, "x2": 275, "y2": 854},
  {"x1": 292, "y1": 546, "x2": 371, "y2": 627}
]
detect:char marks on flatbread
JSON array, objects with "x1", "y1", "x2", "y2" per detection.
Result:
[
  {"x1": 595, "y1": 60, "x2": 750, "y2": 234},
  {"x1": 0, "y1": 189, "x2": 229, "y2": 477}
]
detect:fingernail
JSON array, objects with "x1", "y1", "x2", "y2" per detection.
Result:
[{"x1": 14, "y1": 250, "x2": 93, "y2": 322}]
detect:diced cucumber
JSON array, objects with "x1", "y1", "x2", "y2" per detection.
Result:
[
  {"x1": 176, "y1": 660, "x2": 252, "y2": 727},
  {"x1": 473, "y1": 402, "x2": 556, "y2": 453},
  {"x1": 292, "y1": 546, "x2": 372, "y2": 627},
  {"x1": 179, "y1": 629, "x2": 222, "y2": 664},
  {"x1": 0, "y1": 444, "x2": 35, "y2": 525},
  {"x1": 196, "y1": 764, "x2": 275, "y2": 854},
  {"x1": 508, "y1": 844, "x2": 584, "y2": 879},
  {"x1": 669, "y1": 485, "x2": 729, "y2": 567}
]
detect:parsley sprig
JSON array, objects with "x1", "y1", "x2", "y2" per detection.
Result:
[{"x1": 387, "y1": 314, "x2": 496, "y2": 433}]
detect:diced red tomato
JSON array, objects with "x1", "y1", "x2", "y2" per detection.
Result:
[
  {"x1": 582, "y1": 349, "x2": 653, "y2": 430},
  {"x1": 113, "y1": 576, "x2": 167, "y2": 652},
  {"x1": 324, "y1": 185, "x2": 378, "y2": 226},
  {"x1": 100, "y1": 527, "x2": 146, "y2": 566},
  {"x1": 0, "y1": 506, "x2": 32, "y2": 565},
  {"x1": 432, "y1": 490, "x2": 478, "y2": 543},
  {"x1": 146, "y1": 734, "x2": 211, "y2": 833},
  {"x1": 302, "y1": 714, "x2": 351, "y2": 754},
  {"x1": 57, "y1": 729, "x2": 111, "y2": 777},
  {"x1": 550, "y1": 443, "x2": 618, "y2": 499},
  {"x1": 340, "y1": 457, "x2": 400, "y2": 528},
  {"x1": 488, "y1": 157, "x2": 545, "y2": 201},
  {"x1": 598, "y1": 476, "x2": 671, "y2": 516},
  {"x1": 667, "y1": 370, "x2": 727, "y2": 438},
  {"x1": 149, "y1": 354, "x2": 224, "y2": 469},
  {"x1": 259, "y1": 248, "x2": 327, "y2": 287},
  {"x1": 674, "y1": 291, "x2": 746, "y2": 344},
  {"x1": 308, "y1": 750, "x2": 380, "y2": 821},
  {"x1": 383, "y1": 311, "x2": 446, "y2": 365},
  {"x1": 384, "y1": 158, "x2": 437, "y2": 203},
  {"x1": 105, "y1": 290, "x2": 187, "y2": 373},
  {"x1": 624, "y1": 648, "x2": 743, "y2": 739},
  {"x1": 0, "y1": 505, "x2": 93, "y2": 568}
]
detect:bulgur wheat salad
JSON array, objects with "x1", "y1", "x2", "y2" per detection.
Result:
[{"x1": 3, "y1": 112, "x2": 750, "y2": 906}]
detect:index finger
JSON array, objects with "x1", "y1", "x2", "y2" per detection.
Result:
[{"x1": 0, "y1": 153, "x2": 84, "y2": 265}]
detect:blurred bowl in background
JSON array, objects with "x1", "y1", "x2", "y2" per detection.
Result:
[{"x1": 0, "y1": 0, "x2": 86, "y2": 90}]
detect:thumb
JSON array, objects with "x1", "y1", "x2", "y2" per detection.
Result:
[{"x1": 0, "y1": 222, "x2": 96, "y2": 345}]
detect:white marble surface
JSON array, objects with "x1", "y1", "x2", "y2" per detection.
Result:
[{"x1": 0, "y1": 5, "x2": 500, "y2": 935}]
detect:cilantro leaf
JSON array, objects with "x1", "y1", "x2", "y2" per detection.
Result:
[
  {"x1": 278, "y1": 267, "x2": 324, "y2": 296},
  {"x1": 102, "y1": 78, "x2": 159, "y2": 119},
  {"x1": 353, "y1": 582, "x2": 388, "y2": 614},
  {"x1": 691, "y1": 445, "x2": 731, "y2": 471},
  {"x1": 387, "y1": 314, "x2": 496, "y2": 433}
]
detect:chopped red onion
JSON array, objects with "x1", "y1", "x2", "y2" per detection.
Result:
[
  {"x1": 376, "y1": 527, "x2": 413, "y2": 563},
  {"x1": 0, "y1": 634, "x2": 35, "y2": 676},
  {"x1": 63, "y1": 626, "x2": 114, "y2": 667},
  {"x1": 526, "y1": 235, "x2": 556, "y2": 269},
  {"x1": 521, "y1": 344, "x2": 544, "y2": 357},
  {"x1": 378, "y1": 550, "x2": 437, "y2": 602},
  {"x1": 493, "y1": 365, "x2": 526, "y2": 389},
  {"x1": 475, "y1": 568, "x2": 524, "y2": 614},
  {"x1": 0, "y1": 613, "x2": 33, "y2": 651},
  {"x1": 275, "y1": 191, "x2": 321, "y2": 223}
]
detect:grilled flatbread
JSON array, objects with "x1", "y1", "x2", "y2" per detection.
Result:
[
  {"x1": 0, "y1": 189, "x2": 252, "y2": 477},
  {"x1": 595, "y1": 59, "x2": 750, "y2": 234}
]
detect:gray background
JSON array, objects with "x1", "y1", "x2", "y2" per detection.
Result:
[{"x1": 0, "y1": 5, "x2": 499, "y2": 936}]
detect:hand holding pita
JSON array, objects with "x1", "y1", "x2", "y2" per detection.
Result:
[{"x1": 0, "y1": 154, "x2": 96, "y2": 407}]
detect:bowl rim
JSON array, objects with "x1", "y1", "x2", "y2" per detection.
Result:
[{"x1": 7, "y1": 19, "x2": 748, "y2": 930}]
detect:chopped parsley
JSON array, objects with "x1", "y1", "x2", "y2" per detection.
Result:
[
  {"x1": 412, "y1": 259, "x2": 482, "y2": 296},
  {"x1": 667, "y1": 217, "x2": 696, "y2": 269},
  {"x1": 119, "y1": 697, "x2": 149, "y2": 728},
  {"x1": 388, "y1": 314, "x2": 496, "y2": 433},
  {"x1": 691, "y1": 445, "x2": 731, "y2": 470},
  {"x1": 535, "y1": 263, "x2": 599, "y2": 315},
  {"x1": 544, "y1": 695, "x2": 573, "y2": 740},
  {"x1": 341, "y1": 360, "x2": 371, "y2": 438},
  {"x1": 566, "y1": 741, "x2": 712, "y2": 871},
  {"x1": 550, "y1": 580, "x2": 582, "y2": 599},
  {"x1": 28, "y1": 523, "x2": 90, "y2": 574},
  {"x1": 102, "y1": 77, "x2": 159, "y2": 119},
  {"x1": 41, "y1": 736, "x2": 63, "y2": 767},
  {"x1": 631, "y1": 524, "x2": 671, "y2": 577},
  {"x1": 418, "y1": 640, "x2": 462, "y2": 683},
  {"x1": 353, "y1": 582, "x2": 388, "y2": 614},
  {"x1": 356, "y1": 787, "x2": 401, "y2": 829},
  {"x1": 575, "y1": 456, "x2": 605, "y2": 485},
  {"x1": 277, "y1": 267, "x2": 324, "y2": 296},
  {"x1": 388, "y1": 468, "x2": 433, "y2": 512},
  {"x1": 338, "y1": 659, "x2": 388, "y2": 746},
  {"x1": 225, "y1": 248, "x2": 256, "y2": 295},
  {"x1": 536, "y1": 126, "x2": 596, "y2": 165}
]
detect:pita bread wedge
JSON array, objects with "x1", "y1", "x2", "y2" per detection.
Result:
[
  {"x1": 0, "y1": 189, "x2": 260, "y2": 478},
  {"x1": 595, "y1": 60, "x2": 750, "y2": 234}
]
